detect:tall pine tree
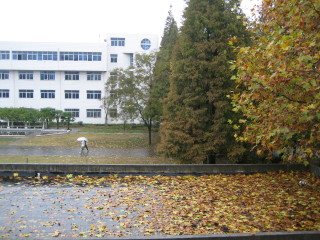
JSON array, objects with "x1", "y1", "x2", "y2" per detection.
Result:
[
  {"x1": 151, "y1": 7, "x2": 179, "y2": 120},
  {"x1": 158, "y1": 0, "x2": 251, "y2": 163}
]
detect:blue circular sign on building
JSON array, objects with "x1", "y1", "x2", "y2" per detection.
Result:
[{"x1": 141, "y1": 38, "x2": 151, "y2": 50}]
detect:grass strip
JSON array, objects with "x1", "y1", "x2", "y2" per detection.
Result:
[
  {"x1": 19, "y1": 133, "x2": 158, "y2": 148},
  {"x1": 0, "y1": 155, "x2": 177, "y2": 165}
]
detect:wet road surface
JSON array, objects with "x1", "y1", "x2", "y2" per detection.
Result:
[
  {"x1": 0, "y1": 145, "x2": 155, "y2": 158},
  {"x1": 0, "y1": 181, "x2": 147, "y2": 238}
]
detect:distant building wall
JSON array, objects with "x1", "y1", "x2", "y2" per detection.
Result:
[{"x1": 0, "y1": 35, "x2": 159, "y2": 124}]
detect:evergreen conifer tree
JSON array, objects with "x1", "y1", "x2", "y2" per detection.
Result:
[
  {"x1": 158, "y1": 0, "x2": 251, "y2": 163},
  {"x1": 151, "y1": 7, "x2": 179, "y2": 119}
]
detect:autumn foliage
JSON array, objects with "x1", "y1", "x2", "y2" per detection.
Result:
[{"x1": 231, "y1": 0, "x2": 320, "y2": 163}]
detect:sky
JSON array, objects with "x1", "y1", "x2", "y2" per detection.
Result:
[{"x1": 0, "y1": 0, "x2": 261, "y2": 43}]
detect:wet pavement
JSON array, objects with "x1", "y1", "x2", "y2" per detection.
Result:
[
  {"x1": 0, "y1": 145, "x2": 155, "y2": 158},
  {"x1": 0, "y1": 180, "x2": 150, "y2": 238}
]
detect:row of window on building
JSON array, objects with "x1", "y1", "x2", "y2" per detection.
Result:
[
  {"x1": 0, "y1": 51, "x2": 102, "y2": 61},
  {"x1": 64, "y1": 108, "x2": 117, "y2": 118},
  {"x1": 65, "y1": 108, "x2": 103, "y2": 118},
  {"x1": 110, "y1": 37, "x2": 152, "y2": 50},
  {"x1": 0, "y1": 89, "x2": 102, "y2": 99},
  {"x1": 0, "y1": 71, "x2": 102, "y2": 81},
  {"x1": 57, "y1": 108, "x2": 102, "y2": 118},
  {"x1": 0, "y1": 52, "x2": 133, "y2": 65}
]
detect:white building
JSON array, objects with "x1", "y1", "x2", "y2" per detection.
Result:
[{"x1": 0, "y1": 34, "x2": 159, "y2": 124}]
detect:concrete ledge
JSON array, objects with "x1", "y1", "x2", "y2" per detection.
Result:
[
  {"x1": 0, "y1": 163, "x2": 313, "y2": 175},
  {"x1": 16, "y1": 231, "x2": 320, "y2": 240},
  {"x1": 309, "y1": 164, "x2": 320, "y2": 177}
]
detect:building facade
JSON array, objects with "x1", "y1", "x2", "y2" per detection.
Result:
[{"x1": 0, "y1": 34, "x2": 158, "y2": 124}]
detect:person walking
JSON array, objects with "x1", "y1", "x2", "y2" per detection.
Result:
[{"x1": 80, "y1": 139, "x2": 89, "y2": 156}]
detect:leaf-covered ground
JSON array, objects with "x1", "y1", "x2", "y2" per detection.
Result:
[{"x1": 0, "y1": 171, "x2": 319, "y2": 238}]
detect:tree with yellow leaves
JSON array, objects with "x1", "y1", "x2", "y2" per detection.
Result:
[{"x1": 231, "y1": 0, "x2": 320, "y2": 164}]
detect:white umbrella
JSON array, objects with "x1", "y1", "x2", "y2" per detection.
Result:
[{"x1": 77, "y1": 137, "x2": 88, "y2": 142}]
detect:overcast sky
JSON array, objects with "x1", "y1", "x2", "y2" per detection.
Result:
[{"x1": 0, "y1": 0, "x2": 261, "y2": 43}]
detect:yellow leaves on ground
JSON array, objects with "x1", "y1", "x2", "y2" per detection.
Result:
[{"x1": 0, "y1": 171, "x2": 319, "y2": 238}]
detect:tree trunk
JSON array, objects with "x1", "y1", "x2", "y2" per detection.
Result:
[
  {"x1": 148, "y1": 121, "x2": 152, "y2": 145},
  {"x1": 123, "y1": 120, "x2": 127, "y2": 131},
  {"x1": 205, "y1": 154, "x2": 216, "y2": 164},
  {"x1": 67, "y1": 119, "x2": 70, "y2": 130},
  {"x1": 104, "y1": 113, "x2": 108, "y2": 125}
]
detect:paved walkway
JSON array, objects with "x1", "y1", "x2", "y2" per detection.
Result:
[{"x1": 0, "y1": 145, "x2": 155, "y2": 157}]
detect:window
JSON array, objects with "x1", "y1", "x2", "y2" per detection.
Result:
[
  {"x1": 26, "y1": 51, "x2": 37, "y2": 60},
  {"x1": 109, "y1": 90, "x2": 117, "y2": 98},
  {"x1": 65, "y1": 71, "x2": 79, "y2": 80},
  {"x1": 0, "y1": 89, "x2": 9, "y2": 98},
  {"x1": 12, "y1": 51, "x2": 57, "y2": 61},
  {"x1": 40, "y1": 71, "x2": 55, "y2": 80},
  {"x1": 19, "y1": 71, "x2": 33, "y2": 80},
  {"x1": 13, "y1": 51, "x2": 27, "y2": 60},
  {"x1": 92, "y1": 52, "x2": 101, "y2": 61},
  {"x1": 87, "y1": 90, "x2": 101, "y2": 99},
  {"x1": 65, "y1": 90, "x2": 79, "y2": 99},
  {"x1": 41, "y1": 51, "x2": 58, "y2": 60},
  {"x1": 87, "y1": 109, "x2": 101, "y2": 118},
  {"x1": 111, "y1": 38, "x2": 125, "y2": 46},
  {"x1": 0, "y1": 70, "x2": 9, "y2": 80},
  {"x1": 110, "y1": 54, "x2": 118, "y2": 63},
  {"x1": 110, "y1": 72, "x2": 117, "y2": 80},
  {"x1": 60, "y1": 52, "x2": 102, "y2": 61},
  {"x1": 64, "y1": 108, "x2": 79, "y2": 118},
  {"x1": 129, "y1": 53, "x2": 134, "y2": 67},
  {"x1": 19, "y1": 89, "x2": 34, "y2": 98},
  {"x1": 87, "y1": 72, "x2": 101, "y2": 81},
  {"x1": 0, "y1": 51, "x2": 10, "y2": 60},
  {"x1": 41, "y1": 90, "x2": 55, "y2": 99},
  {"x1": 109, "y1": 108, "x2": 117, "y2": 118},
  {"x1": 61, "y1": 52, "x2": 74, "y2": 61},
  {"x1": 141, "y1": 38, "x2": 151, "y2": 50}
]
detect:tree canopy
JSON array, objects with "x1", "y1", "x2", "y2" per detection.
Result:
[
  {"x1": 231, "y1": 0, "x2": 320, "y2": 164},
  {"x1": 158, "y1": 0, "x2": 251, "y2": 163},
  {"x1": 0, "y1": 108, "x2": 39, "y2": 127},
  {"x1": 105, "y1": 52, "x2": 158, "y2": 144},
  {"x1": 151, "y1": 7, "x2": 179, "y2": 119},
  {"x1": 0, "y1": 107, "x2": 73, "y2": 129}
]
